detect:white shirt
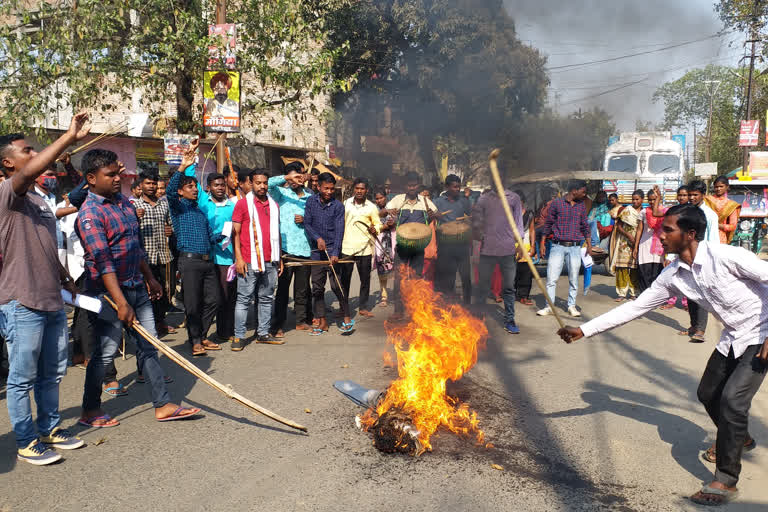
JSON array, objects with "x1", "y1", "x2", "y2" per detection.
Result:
[
  {"x1": 32, "y1": 186, "x2": 63, "y2": 249},
  {"x1": 580, "y1": 242, "x2": 768, "y2": 358},
  {"x1": 57, "y1": 200, "x2": 84, "y2": 280},
  {"x1": 699, "y1": 202, "x2": 720, "y2": 244}
]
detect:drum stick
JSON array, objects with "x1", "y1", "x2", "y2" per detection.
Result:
[
  {"x1": 324, "y1": 249, "x2": 346, "y2": 299},
  {"x1": 103, "y1": 295, "x2": 308, "y2": 432},
  {"x1": 488, "y1": 149, "x2": 565, "y2": 329}
]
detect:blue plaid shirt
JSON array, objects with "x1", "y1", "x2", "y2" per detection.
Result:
[
  {"x1": 303, "y1": 194, "x2": 345, "y2": 259},
  {"x1": 76, "y1": 192, "x2": 146, "y2": 290},
  {"x1": 167, "y1": 168, "x2": 217, "y2": 256}
]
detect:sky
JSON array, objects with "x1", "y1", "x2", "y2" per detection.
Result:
[{"x1": 506, "y1": 0, "x2": 745, "y2": 133}]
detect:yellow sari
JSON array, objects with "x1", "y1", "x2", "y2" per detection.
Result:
[{"x1": 704, "y1": 194, "x2": 740, "y2": 244}]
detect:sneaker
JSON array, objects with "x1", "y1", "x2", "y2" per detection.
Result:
[
  {"x1": 40, "y1": 427, "x2": 85, "y2": 450},
  {"x1": 17, "y1": 439, "x2": 62, "y2": 466},
  {"x1": 231, "y1": 338, "x2": 244, "y2": 352},
  {"x1": 536, "y1": 307, "x2": 552, "y2": 316},
  {"x1": 568, "y1": 306, "x2": 581, "y2": 318},
  {"x1": 504, "y1": 322, "x2": 520, "y2": 334}
]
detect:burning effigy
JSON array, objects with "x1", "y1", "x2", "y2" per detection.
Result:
[{"x1": 338, "y1": 274, "x2": 488, "y2": 456}]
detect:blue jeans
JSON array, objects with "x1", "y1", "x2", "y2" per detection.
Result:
[
  {"x1": 476, "y1": 254, "x2": 517, "y2": 324},
  {"x1": 0, "y1": 301, "x2": 67, "y2": 448},
  {"x1": 235, "y1": 263, "x2": 278, "y2": 338},
  {"x1": 83, "y1": 286, "x2": 170, "y2": 411},
  {"x1": 546, "y1": 243, "x2": 582, "y2": 308}
]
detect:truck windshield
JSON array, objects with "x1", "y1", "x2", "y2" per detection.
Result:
[
  {"x1": 648, "y1": 155, "x2": 679, "y2": 175},
  {"x1": 606, "y1": 155, "x2": 637, "y2": 172}
]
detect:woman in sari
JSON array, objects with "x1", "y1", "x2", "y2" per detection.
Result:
[
  {"x1": 704, "y1": 176, "x2": 740, "y2": 244},
  {"x1": 609, "y1": 190, "x2": 643, "y2": 301},
  {"x1": 637, "y1": 186, "x2": 668, "y2": 293},
  {"x1": 374, "y1": 189, "x2": 396, "y2": 306}
]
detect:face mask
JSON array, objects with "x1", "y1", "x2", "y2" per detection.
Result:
[{"x1": 38, "y1": 176, "x2": 58, "y2": 193}]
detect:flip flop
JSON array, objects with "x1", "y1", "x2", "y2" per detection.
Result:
[
  {"x1": 309, "y1": 328, "x2": 325, "y2": 336},
  {"x1": 103, "y1": 384, "x2": 128, "y2": 397},
  {"x1": 157, "y1": 406, "x2": 201, "y2": 422},
  {"x1": 702, "y1": 437, "x2": 756, "y2": 463},
  {"x1": 191, "y1": 344, "x2": 207, "y2": 356},
  {"x1": 340, "y1": 320, "x2": 356, "y2": 334},
  {"x1": 136, "y1": 375, "x2": 174, "y2": 384},
  {"x1": 78, "y1": 414, "x2": 120, "y2": 428},
  {"x1": 690, "y1": 333, "x2": 706, "y2": 343},
  {"x1": 689, "y1": 485, "x2": 739, "y2": 506},
  {"x1": 202, "y1": 341, "x2": 221, "y2": 351}
]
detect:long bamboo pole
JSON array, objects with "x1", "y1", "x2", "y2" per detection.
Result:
[
  {"x1": 324, "y1": 249, "x2": 345, "y2": 299},
  {"x1": 103, "y1": 296, "x2": 308, "y2": 432},
  {"x1": 488, "y1": 149, "x2": 565, "y2": 329}
]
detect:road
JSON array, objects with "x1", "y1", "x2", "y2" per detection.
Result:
[{"x1": 1, "y1": 271, "x2": 767, "y2": 511}]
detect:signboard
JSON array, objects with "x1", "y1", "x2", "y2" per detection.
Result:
[
  {"x1": 208, "y1": 24, "x2": 236, "y2": 70},
  {"x1": 749, "y1": 151, "x2": 768, "y2": 177},
  {"x1": 740, "y1": 120, "x2": 760, "y2": 146},
  {"x1": 608, "y1": 135, "x2": 619, "y2": 146},
  {"x1": 163, "y1": 134, "x2": 195, "y2": 165},
  {"x1": 738, "y1": 188, "x2": 768, "y2": 216},
  {"x1": 694, "y1": 162, "x2": 717, "y2": 177},
  {"x1": 671, "y1": 134, "x2": 686, "y2": 151},
  {"x1": 203, "y1": 71, "x2": 240, "y2": 133}
]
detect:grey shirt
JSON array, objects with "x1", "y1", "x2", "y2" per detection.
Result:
[{"x1": 0, "y1": 179, "x2": 64, "y2": 311}]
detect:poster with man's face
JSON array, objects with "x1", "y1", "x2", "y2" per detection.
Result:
[{"x1": 203, "y1": 71, "x2": 240, "y2": 133}]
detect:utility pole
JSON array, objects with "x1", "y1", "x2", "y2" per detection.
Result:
[
  {"x1": 693, "y1": 122, "x2": 697, "y2": 167},
  {"x1": 743, "y1": 0, "x2": 762, "y2": 173},
  {"x1": 703, "y1": 80, "x2": 721, "y2": 162},
  {"x1": 215, "y1": 0, "x2": 227, "y2": 175}
]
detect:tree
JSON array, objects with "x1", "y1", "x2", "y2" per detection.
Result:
[
  {"x1": 326, "y1": 0, "x2": 549, "y2": 179},
  {"x1": 0, "y1": 0, "x2": 352, "y2": 134}
]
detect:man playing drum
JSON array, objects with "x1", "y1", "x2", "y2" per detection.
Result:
[
  {"x1": 385, "y1": 171, "x2": 437, "y2": 320},
  {"x1": 434, "y1": 174, "x2": 472, "y2": 304}
]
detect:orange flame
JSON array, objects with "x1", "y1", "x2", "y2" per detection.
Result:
[{"x1": 361, "y1": 271, "x2": 488, "y2": 454}]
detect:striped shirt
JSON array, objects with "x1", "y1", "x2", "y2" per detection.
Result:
[{"x1": 134, "y1": 196, "x2": 172, "y2": 264}]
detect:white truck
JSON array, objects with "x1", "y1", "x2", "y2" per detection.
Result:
[{"x1": 602, "y1": 131, "x2": 685, "y2": 204}]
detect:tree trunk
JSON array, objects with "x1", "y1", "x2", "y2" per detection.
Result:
[
  {"x1": 417, "y1": 130, "x2": 438, "y2": 187},
  {"x1": 176, "y1": 70, "x2": 195, "y2": 133}
]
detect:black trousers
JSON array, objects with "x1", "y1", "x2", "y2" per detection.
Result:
[
  {"x1": 272, "y1": 254, "x2": 312, "y2": 331},
  {"x1": 637, "y1": 262, "x2": 663, "y2": 294},
  {"x1": 340, "y1": 254, "x2": 373, "y2": 311},
  {"x1": 515, "y1": 261, "x2": 533, "y2": 300},
  {"x1": 148, "y1": 262, "x2": 171, "y2": 327},
  {"x1": 178, "y1": 256, "x2": 220, "y2": 345},
  {"x1": 393, "y1": 248, "x2": 425, "y2": 314},
  {"x1": 688, "y1": 299, "x2": 709, "y2": 333},
  {"x1": 311, "y1": 261, "x2": 349, "y2": 319},
  {"x1": 216, "y1": 264, "x2": 236, "y2": 339},
  {"x1": 697, "y1": 344, "x2": 767, "y2": 487},
  {"x1": 435, "y1": 243, "x2": 471, "y2": 304}
]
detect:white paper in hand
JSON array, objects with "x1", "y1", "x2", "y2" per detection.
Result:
[
  {"x1": 221, "y1": 221, "x2": 232, "y2": 238},
  {"x1": 580, "y1": 247, "x2": 594, "y2": 269},
  {"x1": 61, "y1": 290, "x2": 102, "y2": 314}
]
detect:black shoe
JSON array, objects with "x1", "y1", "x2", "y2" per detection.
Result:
[
  {"x1": 256, "y1": 334, "x2": 271, "y2": 343},
  {"x1": 230, "y1": 338, "x2": 244, "y2": 352}
]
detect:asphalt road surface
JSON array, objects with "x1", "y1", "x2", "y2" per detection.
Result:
[{"x1": 1, "y1": 272, "x2": 767, "y2": 511}]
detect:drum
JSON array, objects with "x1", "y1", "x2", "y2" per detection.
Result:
[
  {"x1": 437, "y1": 220, "x2": 471, "y2": 244},
  {"x1": 396, "y1": 223, "x2": 432, "y2": 254}
]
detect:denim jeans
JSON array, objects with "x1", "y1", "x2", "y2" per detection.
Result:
[
  {"x1": 0, "y1": 301, "x2": 67, "y2": 448},
  {"x1": 235, "y1": 263, "x2": 278, "y2": 338},
  {"x1": 477, "y1": 254, "x2": 518, "y2": 324},
  {"x1": 546, "y1": 243, "x2": 582, "y2": 308},
  {"x1": 83, "y1": 286, "x2": 171, "y2": 411}
]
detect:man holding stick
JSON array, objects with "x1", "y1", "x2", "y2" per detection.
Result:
[
  {"x1": 76, "y1": 149, "x2": 200, "y2": 427},
  {"x1": 269, "y1": 161, "x2": 314, "y2": 337},
  {"x1": 434, "y1": 174, "x2": 473, "y2": 305},
  {"x1": 0, "y1": 114, "x2": 89, "y2": 465},
  {"x1": 557, "y1": 204, "x2": 767, "y2": 506},
  {"x1": 304, "y1": 172, "x2": 351, "y2": 334},
  {"x1": 231, "y1": 170, "x2": 282, "y2": 350}
]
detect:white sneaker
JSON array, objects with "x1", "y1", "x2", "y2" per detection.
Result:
[
  {"x1": 536, "y1": 307, "x2": 552, "y2": 316},
  {"x1": 568, "y1": 306, "x2": 581, "y2": 318}
]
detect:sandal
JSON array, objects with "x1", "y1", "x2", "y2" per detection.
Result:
[
  {"x1": 156, "y1": 406, "x2": 201, "y2": 422},
  {"x1": 340, "y1": 320, "x2": 356, "y2": 334},
  {"x1": 309, "y1": 327, "x2": 325, "y2": 336},
  {"x1": 614, "y1": 297, "x2": 626, "y2": 302},
  {"x1": 102, "y1": 384, "x2": 128, "y2": 397},
  {"x1": 690, "y1": 333, "x2": 706, "y2": 343},
  {"x1": 689, "y1": 485, "x2": 739, "y2": 506},
  {"x1": 702, "y1": 437, "x2": 755, "y2": 463},
  {"x1": 78, "y1": 414, "x2": 120, "y2": 428},
  {"x1": 659, "y1": 303, "x2": 675, "y2": 310},
  {"x1": 202, "y1": 340, "x2": 221, "y2": 351},
  {"x1": 518, "y1": 298, "x2": 534, "y2": 306},
  {"x1": 191, "y1": 344, "x2": 207, "y2": 356}
]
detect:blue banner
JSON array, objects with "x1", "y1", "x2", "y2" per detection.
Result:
[
  {"x1": 608, "y1": 135, "x2": 619, "y2": 146},
  {"x1": 671, "y1": 134, "x2": 686, "y2": 151}
]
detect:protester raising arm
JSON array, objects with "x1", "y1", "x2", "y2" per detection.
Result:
[{"x1": 11, "y1": 111, "x2": 90, "y2": 196}]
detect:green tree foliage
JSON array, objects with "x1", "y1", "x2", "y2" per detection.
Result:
[
  {"x1": 652, "y1": 65, "x2": 745, "y2": 170},
  {"x1": 0, "y1": 0, "x2": 352, "y2": 134},
  {"x1": 326, "y1": 0, "x2": 549, "y2": 178}
]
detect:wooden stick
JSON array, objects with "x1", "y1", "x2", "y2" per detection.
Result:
[
  {"x1": 488, "y1": 149, "x2": 565, "y2": 329},
  {"x1": 284, "y1": 260, "x2": 354, "y2": 268},
  {"x1": 121, "y1": 333, "x2": 126, "y2": 361},
  {"x1": 68, "y1": 121, "x2": 128, "y2": 156},
  {"x1": 103, "y1": 295, "x2": 308, "y2": 432},
  {"x1": 324, "y1": 249, "x2": 345, "y2": 299}
]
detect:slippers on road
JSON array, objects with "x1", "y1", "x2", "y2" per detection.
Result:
[
  {"x1": 156, "y1": 406, "x2": 201, "y2": 422},
  {"x1": 78, "y1": 415, "x2": 120, "y2": 428},
  {"x1": 689, "y1": 485, "x2": 739, "y2": 506},
  {"x1": 103, "y1": 384, "x2": 127, "y2": 397}
]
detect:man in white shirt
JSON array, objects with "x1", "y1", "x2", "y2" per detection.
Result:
[
  {"x1": 682, "y1": 180, "x2": 720, "y2": 342},
  {"x1": 557, "y1": 204, "x2": 768, "y2": 506}
]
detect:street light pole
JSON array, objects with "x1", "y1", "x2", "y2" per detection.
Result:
[
  {"x1": 703, "y1": 80, "x2": 721, "y2": 162},
  {"x1": 743, "y1": 0, "x2": 762, "y2": 174},
  {"x1": 215, "y1": 0, "x2": 227, "y2": 176}
]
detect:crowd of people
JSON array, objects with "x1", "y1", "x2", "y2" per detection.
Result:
[{"x1": 1, "y1": 115, "x2": 766, "y2": 507}]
